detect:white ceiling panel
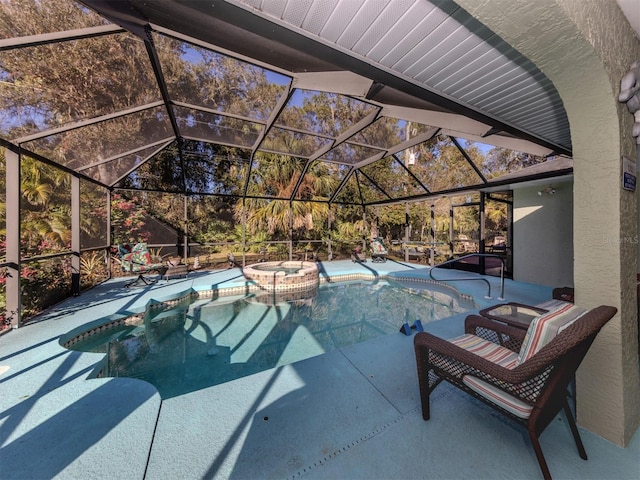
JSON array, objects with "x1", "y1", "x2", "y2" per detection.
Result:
[{"x1": 231, "y1": 0, "x2": 572, "y2": 154}]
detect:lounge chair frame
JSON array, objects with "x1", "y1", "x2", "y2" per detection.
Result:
[{"x1": 414, "y1": 305, "x2": 617, "y2": 480}]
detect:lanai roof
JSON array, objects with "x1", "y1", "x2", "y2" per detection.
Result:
[{"x1": 0, "y1": 0, "x2": 572, "y2": 206}]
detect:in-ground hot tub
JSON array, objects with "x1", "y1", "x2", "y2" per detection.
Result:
[{"x1": 243, "y1": 261, "x2": 319, "y2": 292}]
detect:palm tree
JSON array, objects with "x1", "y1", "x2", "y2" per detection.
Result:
[
  {"x1": 239, "y1": 152, "x2": 336, "y2": 239},
  {"x1": 19, "y1": 157, "x2": 72, "y2": 255}
]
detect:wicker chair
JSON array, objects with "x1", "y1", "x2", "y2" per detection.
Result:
[{"x1": 414, "y1": 305, "x2": 617, "y2": 480}]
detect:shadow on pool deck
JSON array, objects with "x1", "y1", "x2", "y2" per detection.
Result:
[{"x1": 0, "y1": 261, "x2": 638, "y2": 480}]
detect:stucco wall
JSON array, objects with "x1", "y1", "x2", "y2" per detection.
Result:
[{"x1": 513, "y1": 183, "x2": 573, "y2": 287}]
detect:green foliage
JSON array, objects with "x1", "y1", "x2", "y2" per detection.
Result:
[
  {"x1": 483, "y1": 147, "x2": 546, "y2": 179},
  {"x1": 16, "y1": 157, "x2": 71, "y2": 257},
  {"x1": 80, "y1": 250, "x2": 108, "y2": 286},
  {"x1": 21, "y1": 258, "x2": 71, "y2": 318}
]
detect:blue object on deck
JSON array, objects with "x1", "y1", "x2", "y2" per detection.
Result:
[
  {"x1": 411, "y1": 320, "x2": 423, "y2": 332},
  {"x1": 399, "y1": 323, "x2": 412, "y2": 336}
]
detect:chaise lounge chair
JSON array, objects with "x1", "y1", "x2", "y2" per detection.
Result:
[
  {"x1": 414, "y1": 303, "x2": 617, "y2": 479},
  {"x1": 369, "y1": 237, "x2": 388, "y2": 263},
  {"x1": 118, "y1": 242, "x2": 166, "y2": 288}
]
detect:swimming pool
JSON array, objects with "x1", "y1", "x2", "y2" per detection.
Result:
[{"x1": 68, "y1": 279, "x2": 474, "y2": 398}]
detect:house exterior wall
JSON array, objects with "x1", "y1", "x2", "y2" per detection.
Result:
[{"x1": 513, "y1": 183, "x2": 573, "y2": 287}]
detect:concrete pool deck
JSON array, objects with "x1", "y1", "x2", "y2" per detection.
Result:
[{"x1": 1, "y1": 259, "x2": 638, "y2": 479}]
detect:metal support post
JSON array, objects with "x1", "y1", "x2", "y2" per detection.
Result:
[
  {"x1": 71, "y1": 176, "x2": 81, "y2": 296},
  {"x1": 5, "y1": 147, "x2": 21, "y2": 328}
]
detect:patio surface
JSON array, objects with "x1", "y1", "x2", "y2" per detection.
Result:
[{"x1": 1, "y1": 259, "x2": 638, "y2": 479}]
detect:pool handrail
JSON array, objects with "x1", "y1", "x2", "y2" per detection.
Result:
[{"x1": 429, "y1": 253, "x2": 505, "y2": 300}]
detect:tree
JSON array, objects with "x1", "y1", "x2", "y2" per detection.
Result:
[
  {"x1": 17, "y1": 156, "x2": 71, "y2": 256},
  {"x1": 238, "y1": 153, "x2": 335, "y2": 240},
  {"x1": 483, "y1": 148, "x2": 546, "y2": 178}
]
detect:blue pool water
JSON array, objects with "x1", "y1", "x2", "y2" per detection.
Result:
[{"x1": 69, "y1": 280, "x2": 474, "y2": 398}]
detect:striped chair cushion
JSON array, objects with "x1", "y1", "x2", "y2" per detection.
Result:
[
  {"x1": 450, "y1": 334, "x2": 519, "y2": 369},
  {"x1": 463, "y1": 376, "x2": 533, "y2": 418},
  {"x1": 516, "y1": 303, "x2": 587, "y2": 366},
  {"x1": 436, "y1": 335, "x2": 528, "y2": 417}
]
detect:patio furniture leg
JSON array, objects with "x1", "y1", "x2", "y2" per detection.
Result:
[
  {"x1": 414, "y1": 347, "x2": 431, "y2": 420},
  {"x1": 419, "y1": 387, "x2": 431, "y2": 421},
  {"x1": 529, "y1": 430, "x2": 552, "y2": 480},
  {"x1": 563, "y1": 401, "x2": 588, "y2": 460}
]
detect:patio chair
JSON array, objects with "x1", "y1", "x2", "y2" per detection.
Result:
[
  {"x1": 351, "y1": 245, "x2": 366, "y2": 263},
  {"x1": 489, "y1": 235, "x2": 507, "y2": 254},
  {"x1": 118, "y1": 243, "x2": 166, "y2": 287},
  {"x1": 414, "y1": 304, "x2": 617, "y2": 480},
  {"x1": 369, "y1": 237, "x2": 388, "y2": 263}
]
